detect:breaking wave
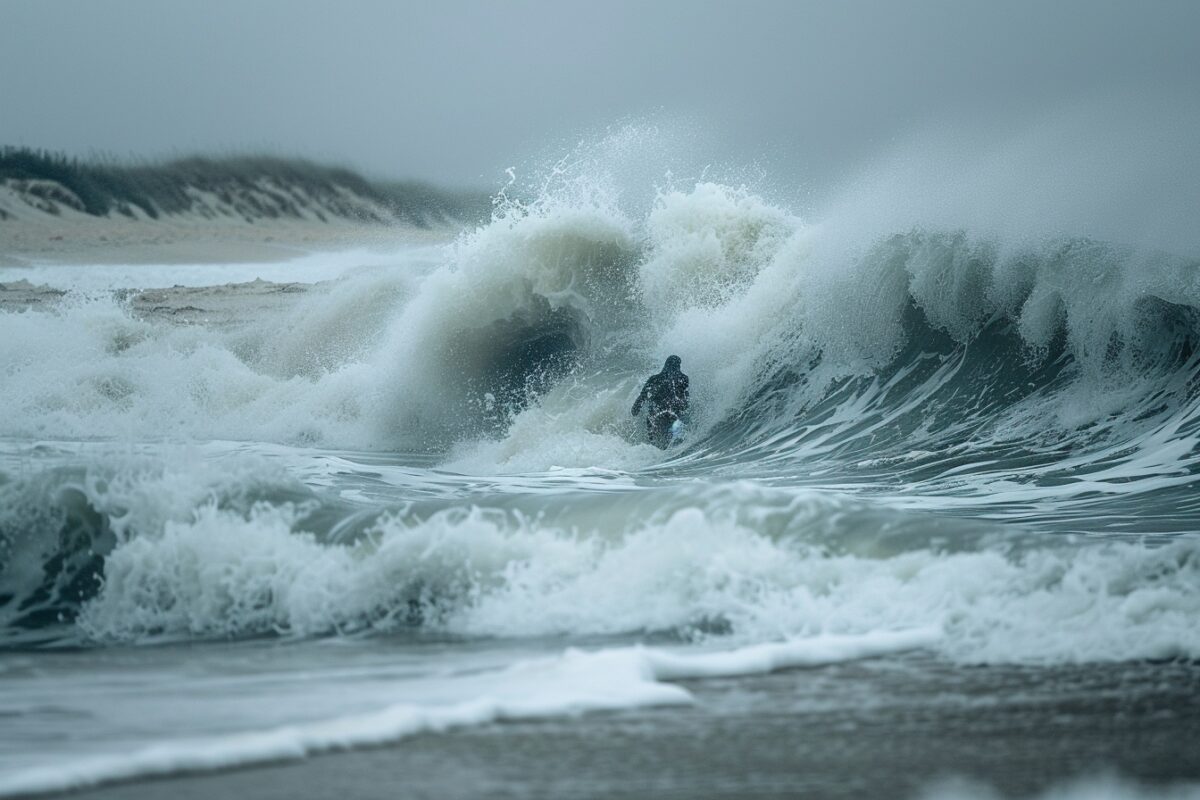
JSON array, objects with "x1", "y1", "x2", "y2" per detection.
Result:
[
  {"x1": 1, "y1": 455, "x2": 1197, "y2": 663},
  {"x1": 3, "y1": 119, "x2": 1199, "y2": 664}
]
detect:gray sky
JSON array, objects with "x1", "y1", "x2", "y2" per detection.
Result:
[{"x1": 1, "y1": 0, "x2": 1198, "y2": 192}]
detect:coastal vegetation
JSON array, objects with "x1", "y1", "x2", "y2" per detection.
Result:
[{"x1": 0, "y1": 146, "x2": 489, "y2": 226}]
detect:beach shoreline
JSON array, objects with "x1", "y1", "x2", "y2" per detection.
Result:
[
  {"x1": 0, "y1": 211, "x2": 459, "y2": 268},
  {"x1": 0, "y1": 204, "x2": 463, "y2": 315},
  {"x1": 40, "y1": 654, "x2": 1200, "y2": 800}
]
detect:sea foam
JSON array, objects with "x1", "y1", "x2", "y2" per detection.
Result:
[{"x1": 0, "y1": 630, "x2": 933, "y2": 797}]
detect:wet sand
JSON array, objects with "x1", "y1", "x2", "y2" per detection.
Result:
[
  {"x1": 0, "y1": 209, "x2": 455, "y2": 316},
  {"x1": 52, "y1": 655, "x2": 1200, "y2": 800}
]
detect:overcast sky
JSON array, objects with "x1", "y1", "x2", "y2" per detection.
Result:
[{"x1": 1, "y1": 0, "x2": 1197, "y2": 191}]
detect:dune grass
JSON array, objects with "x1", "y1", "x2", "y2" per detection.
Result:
[{"x1": 0, "y1": 146, "x2": 490, "y2": 226}]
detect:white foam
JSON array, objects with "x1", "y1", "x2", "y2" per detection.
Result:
[
  {"x1": 443, "y1": 376, "x2": 663, "y2": 473},
  {"x1": 639, "y1": 181, "x2": 797, "y2": 317},
  {"x1": 1, "y1": 245, "x2": 441, "y2": 290},
  {"x1": 65, "y1": 475, "x2": 1200, "y2": 664},
  {"x1": 0, "y1": 283, "x2": 391, "y2": 449},
  {"x1": 0, "y1": 631, "x2": 929, "y2": 797}
]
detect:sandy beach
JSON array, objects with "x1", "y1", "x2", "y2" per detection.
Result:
[
  {"x1": 0, "y1": 186, "x2": 462, "y2": 318},
  {"x1": 0, "y1": 196, "x2": 457, "y2": 268}
]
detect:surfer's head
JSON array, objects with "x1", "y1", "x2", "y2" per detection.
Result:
[{"x1": 664, "y1": 355, "x2": 682, "y2": 372}]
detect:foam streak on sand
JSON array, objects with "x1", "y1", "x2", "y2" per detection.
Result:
[{"x1": 0, "y1": 631, "x2": 933, "y2": 797}]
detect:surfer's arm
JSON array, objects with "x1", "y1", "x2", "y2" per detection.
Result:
[{"x1": 631, "y1": 379, "x2": 651, "y2": 415}]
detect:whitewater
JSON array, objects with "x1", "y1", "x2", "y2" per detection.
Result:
[{"x1": 1, "y1": 123, "x2": 1199, "y2": 798}]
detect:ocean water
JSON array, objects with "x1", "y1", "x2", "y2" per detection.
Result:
[{"x1": 2, "y1": 132, "x2": 1199, "y2": 797}]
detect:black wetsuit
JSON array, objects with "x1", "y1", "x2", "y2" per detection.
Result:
[{"x1": 631, "y1": 356, "x2": 689, "y2": 449}]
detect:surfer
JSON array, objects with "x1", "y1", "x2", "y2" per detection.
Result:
[{"x1": 631, "y1": 355, "x2": 690, "y2": 449}]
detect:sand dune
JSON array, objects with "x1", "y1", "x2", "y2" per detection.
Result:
[{"x1": 0, "y1": 153, "x2": 486, "y2": 266}]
